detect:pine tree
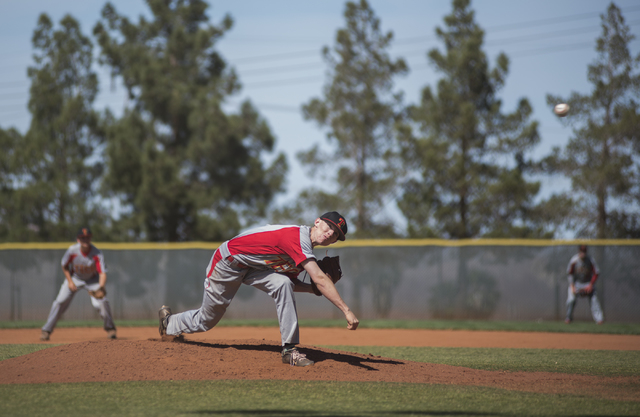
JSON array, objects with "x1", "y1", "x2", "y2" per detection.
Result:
[
  {"x1": 1, "y1": 14, "x2": 105, "y2": 241},
  {"x1": 399, "y1": 0, "x2": 551, "y2": 239},
  {"x1": 0, "y1": 128, "x2": 22, "y2": 240},
  {"x1": 545, "y1": 2, "x2": 640, "y2": 238},
  {"x1": 94, "y1": 0, "x2": 287, "y2": 241},
  {"x1": 294, "y1": 0, "x2": 408, "y2": 238}
]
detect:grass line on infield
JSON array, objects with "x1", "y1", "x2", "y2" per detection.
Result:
[
  {"x1": 0, "y1": 379, "x2": 639, "y2": 417},
  {"x1": 0, "y1": 344, "x2": 57, "y2": 361},
  {"x1": 2, "y1": 318, "x2": 639, "y2": 334},
  {"x1": 322, "y1": 345, "x2": 640, "y2": 377},
  {"x1": 2, "y1": 344, "x2": 639, "y2": 377}
]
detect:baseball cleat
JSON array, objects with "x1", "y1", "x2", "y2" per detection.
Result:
[
  {"x1": 107, "y1": 329, "x2": 117, "y2": 339},
  {"x1": 281, "y1": 347, "x2": 314, "y2": 367},
  {"x1": 158, "y1": 305, "x2": 172, "y2": 336},
  {"x1": 40, "y1": 330, "x2": 51, "y2": 341}
]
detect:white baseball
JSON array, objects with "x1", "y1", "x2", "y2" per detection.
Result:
[{"x1": 554, "y1": 103, "x2": 570, "y2": 117}]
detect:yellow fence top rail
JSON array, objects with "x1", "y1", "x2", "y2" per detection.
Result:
[{"x1": 1, "y1": 238, "x2": 640, "y2": 250}]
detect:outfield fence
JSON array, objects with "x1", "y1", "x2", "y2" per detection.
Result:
[{"x1": 1, "y1": 240, "x2": 639, "y2": 323}]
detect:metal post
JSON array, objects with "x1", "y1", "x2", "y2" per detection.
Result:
[{"x1": 554, "y1": 246, "x2": 560, "y2": 321}]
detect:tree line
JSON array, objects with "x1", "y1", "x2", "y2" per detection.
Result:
[{"x1": 1, "y1": 0, "x2": 638, "y2": 242}]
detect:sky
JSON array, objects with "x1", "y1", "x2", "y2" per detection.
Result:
[{"x1": 1, "y1": 0, "x2": 639, "y2": 236}]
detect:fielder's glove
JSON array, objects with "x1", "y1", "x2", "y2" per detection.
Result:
[
  {"x1": 89, "y1": 287, "x2": 107, "y2": 300},
  {"x1": 311, "y1": 256, "x2": 343, "y2": 296},
  {"x1": 577, "y1": 288, "x2": 592, "y2": 296}
]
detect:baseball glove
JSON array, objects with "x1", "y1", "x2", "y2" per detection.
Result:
[
  {"x1": 577, "y1": 288, "x2": 592, "y2": 297},
  {"x1": 311, "y1": 256, "x2": 343, "y2": 296},
  {"x1": 89, "y1": 287, "x2": 107, "y2": 300}
]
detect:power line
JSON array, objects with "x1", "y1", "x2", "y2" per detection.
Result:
[
  {"x1": 0, "y1": 7, "x2": 639, "y2": 102},
  {"x1": 0, "y1": 35, "x2": 633, "y2": 100},
  {"x1": 509, "y1": 41, "x2": 596, "y2": 58},
  {"x1": 485, "y1": 4, "x2": 640, "y2": 32},
  {"x1": 242, "y1": 75, "x2": 322, "y2": 89},
  {"x1": 240, "y1": 61, "x2": 324, "y2": 76},
  {"x1": 226, "y1": 5, "x2": 640, "y2": 63},
  {"x1": 0, "y1": 80, "x2": 29, "y2": 88},
  {"x1": 486, "y1": 20, "x2": 640, "y2": 47}
]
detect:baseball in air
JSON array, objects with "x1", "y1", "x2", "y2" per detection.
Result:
[{"x1": 554, "y1": 103, "x2": 570, "y2": 117}]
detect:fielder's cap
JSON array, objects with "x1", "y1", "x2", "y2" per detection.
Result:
[
  {"x1": 579, "y1": 245, "x2": 588, "y2": 253},
  {"x1": 77, "y1": 227, "x2": 92, "y2": 238},
  {"x1": 319, "y1": 211, "x2": 347, "y2": 241}
]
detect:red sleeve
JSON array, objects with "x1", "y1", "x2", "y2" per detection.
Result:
[
  {"x1": 93, "y1": 255, "x2": 103, "y2": 273},
  {"x1": 64, "y1": 254, "x2": 77, "y2": 269}
]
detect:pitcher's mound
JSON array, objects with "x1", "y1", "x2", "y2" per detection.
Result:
[{"x1": 0, "y1": 338, "x2": 637, "y2": 401}]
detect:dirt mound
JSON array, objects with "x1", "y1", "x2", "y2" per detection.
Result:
[{"x1": 1, "y1": 338, "x2": 637, "y2": 401}]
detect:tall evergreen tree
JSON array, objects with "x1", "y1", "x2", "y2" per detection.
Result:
[
  {"x1": 399, "y1": 0, "x2": 554, "y2": 239},
  {"x1": 1, "y1": 14, "x2": 105, "y2": 242},
  {"x1": 545, "y1": 2, "x2": 640, "y2": 238},
  {"x1": 0, "y1": 127, "x2": 22, "y2": 240},
  {"x1": 94, "y1": 0, "x2": 286, "y2": 241},
  {"x1": 294, "y1": 0, "x2": 407, "y2": 238}
]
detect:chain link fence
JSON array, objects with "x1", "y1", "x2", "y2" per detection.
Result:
[{"x1": 1, "y1": 240, "x2": 639, "y2": 323}]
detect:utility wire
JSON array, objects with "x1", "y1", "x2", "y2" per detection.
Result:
[
  {"x1": 0, "y1": 35, "x2": 634, "y2": 115},
  {"x1": 186, "y1": 19, "x2": 640, "y2": 78},
  {"x1": 227, "y1": 6, "x2": 640, "y2": 63},
  {"x1": 1, "y1": 8, "x2": 639, "y2": 105}
]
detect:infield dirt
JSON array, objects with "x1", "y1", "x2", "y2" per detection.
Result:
[{"x1": 1, "y1": 327, "x2": 639, "y2": 402}]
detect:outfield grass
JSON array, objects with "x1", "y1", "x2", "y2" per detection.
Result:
[
  {"x1": 323, "y1": 345, "x2": 640, "y2": 376},
  {"x1": 3, "y1": 318, "x2": 639, "y2": 334},
  {"x1": 0, "y1": 379, "x2": 638, "y2": 417}
]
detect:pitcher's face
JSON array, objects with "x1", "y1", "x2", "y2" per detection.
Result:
[{"x1": 312, "y1": 219, "x2": 339, "y2": 246}]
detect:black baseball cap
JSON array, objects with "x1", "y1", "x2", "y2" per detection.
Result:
[
  {"x1": 579, "y1": 245, "x2": 588, "y2": 253},
  {"x1": 77, "y1": 227, "x2": 92, "y2": 238},
  {"x1": 319, "y1": 212, "x2": 348, "y2": 241}
]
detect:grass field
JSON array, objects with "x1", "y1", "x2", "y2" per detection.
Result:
[
  {"x1": 3, "y1": 318, "x2": 640, "y2": 334},
  {"x1": 1, "y1": 320, "x2": 639, "y2": 416}
]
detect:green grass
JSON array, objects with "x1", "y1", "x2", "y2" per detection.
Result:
[
  {"x1": 0, "y1": 379, "x2": 638, "y2": 417},
  {"x1": 3, "y1": 318, "x2": 639, "y2": 334},
  {"x1": 0, "y1": 344, "x2": 57, "y2": 361},
  {"x1": 323, "y1": 345, "x2": 640, "y2": 376}
]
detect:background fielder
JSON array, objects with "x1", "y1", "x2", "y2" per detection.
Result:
[
  {"x1": 565, "y1": 245, "x2": 603, "y2": 324},
  {"x1": 40, "y1": 227, "x2": 117, "y2": 341}
]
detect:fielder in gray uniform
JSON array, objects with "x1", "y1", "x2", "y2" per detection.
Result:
[
  {"x1": 158, "y1": 211, "x2": 359, "y2": 366},
  {"x1": 565, "y1": 245, "x2": 604, "y2": 324},
  {"x1": 40, "y1": 227, "x2": 117, "y2": 341}
]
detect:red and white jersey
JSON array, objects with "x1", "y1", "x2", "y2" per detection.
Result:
[
  {"x1": 207, "y1": 225, "x2": 315, "y2": 279},
  {"x1": 566, "y1": 254, "x2": 598, "y2": 284},
  {"x1": 61, "y1": 243, "x2": 107, "y2": 281}
]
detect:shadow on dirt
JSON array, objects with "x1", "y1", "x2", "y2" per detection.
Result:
[{"x1": 178, "y1": 338, "x2": 404, "y2": 370}]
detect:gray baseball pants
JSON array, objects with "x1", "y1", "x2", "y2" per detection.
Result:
[
  {"x1": 566, "y1": 281, "x2": 604, "y2": 323},
  {"x1": 42, "y1": 275, "x2": 116, "y2": 333},
  {"x1": 166, "y1": 256, "x2": 300, "y2": 346}
]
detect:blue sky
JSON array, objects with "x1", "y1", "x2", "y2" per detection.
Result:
[{"x1": 1, "y1": 0, "x2": 639, "y2": 236}]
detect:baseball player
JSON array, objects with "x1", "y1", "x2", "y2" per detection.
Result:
[
  {"x1": 158, "y1": 211, "x2": 359, "y2": 366},
  {"x1": 565, "y1": 245, "x2": 604, "y2": 324},
  {"x1": 40, "y1": 227, "x2": 117, "y2": 341}
]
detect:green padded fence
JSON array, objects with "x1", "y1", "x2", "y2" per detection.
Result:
[{"x1": 1, "y1": 239, "x2": 639, "y2": 323}]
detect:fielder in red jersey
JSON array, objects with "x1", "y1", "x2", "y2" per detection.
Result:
[{"x1": 40, "y1": 227, "x2": 117, "y2": 341}]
